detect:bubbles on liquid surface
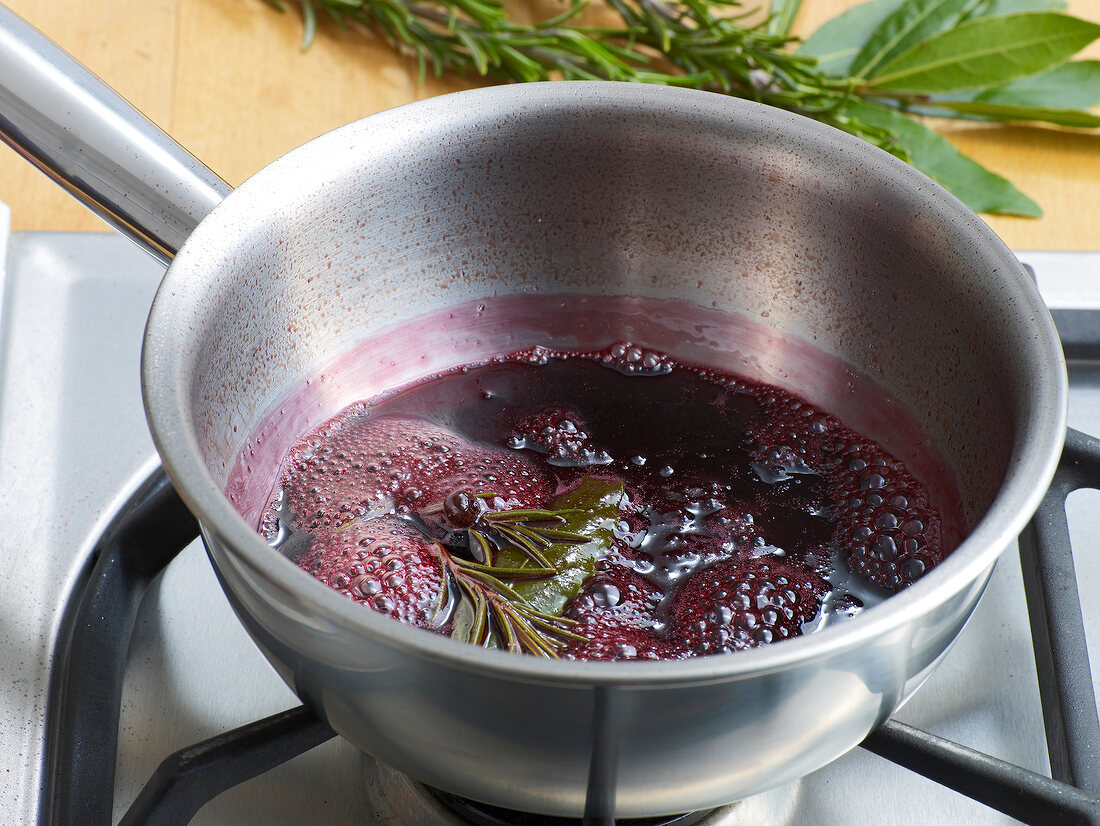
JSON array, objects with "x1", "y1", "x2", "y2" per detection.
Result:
[
  {"x1": 590, "y1": 583, "x2": 622, "y2": 608},
  {"x1": 600, "y1": 341, "x2": 674, "y2": 376},
  {"x1": 507, "y1": 408, "x2": 614, "y2": 467},
  {"x1": 831, "y1": 446, "x2": 941, "y2": 591}
]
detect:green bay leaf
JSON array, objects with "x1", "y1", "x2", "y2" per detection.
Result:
[
  {"x1": 975, "y1": 0, "x2": 1066, "y2": 15},
  {"x1": 867, "y1": 12, "x2": 1100, "y2": 93},
  {"x1": 495, "y1": 476, "x2": 624, "y2": 617},
  {"x1": 924, "y1": 99, "x2": 1100, "y2": 126},
  {"x1": 973, "y1": 59, "x2": 1100, "y2": 109},
  {"x1": 850, "y1": 0, "x2": 985, "y2": 80},
  {"x1": 797, "y1": 0, "x2": 907, "y2": 76},
  {"x1": 792, "y1": 0, "x2": 1044, "y2": 75},
  {"x1": 845, "y1": 100, "x2": 1042, "y2": 215},
  {"x1": 870, "y1": 59, "x2": 1100, "y2": 118}
]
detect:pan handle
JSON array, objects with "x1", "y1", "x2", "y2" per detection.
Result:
[{"x1": 0, "y1": 4, "x2": 231, "y2": 266}]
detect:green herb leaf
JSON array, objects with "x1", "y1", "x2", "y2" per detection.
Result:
[
  {"x1": 972, "y1": 59, "x2": 1100, "y2": 109},
  {"x1": 867, "y1": 12, "x2": 1100, "y2": 93},
  {"x1": 453, "y1": 559, "x2": 558, "y2": 579},
  {"x1": 797, "y1": 0, "x2": 907, "y2": 76},
  {"x1": 845, "y1": 100, "x2": 1042, "y2": 216},
  {"x1": 494, "y1": 477, "x2": 625, "y2": 617},
  {"x1": 973, "y1": 0, "x2": 1066, "y2": 15},
  {"x1": 766, "y1": 0, "x2": 805, "y2": 37},
  {"x1": 484, "y1": 508, "x2": 582, "y2": 522},
  {"x1": 850, "y1": 0, "x2": 984, "y2": 80},
  {"x1": 300, "y1": 0, "x2": 319, "y2": 50},
  {"x1": 867, "y1": 58, "x2": 1100, "y2": 119},
  {"x1": 922, "y1": 99, "x2": 1100, "y2": 127}
]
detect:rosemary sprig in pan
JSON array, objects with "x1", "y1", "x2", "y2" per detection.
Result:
[
  {"x1": 422, "y1": 490, "x2": 589, "y2": 568},
  {"x1": 424, "y1": 489, "x2": 592, "y2": 655},
  {"x1": 432, "y1": 542, "x2": 588, "y2": 656}
]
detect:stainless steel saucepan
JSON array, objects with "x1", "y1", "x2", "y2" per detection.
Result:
[{"x1": 0, "y1": 5, "x2": 1066, "y2": 817}]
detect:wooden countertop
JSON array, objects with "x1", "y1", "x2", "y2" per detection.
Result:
[{"x1": 1, "y1": 0, "x2": 1097, "y2": 249}]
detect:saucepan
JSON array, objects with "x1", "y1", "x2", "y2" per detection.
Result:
[{"x1": 0, "y1": 5, "x2": 1066, "y2": 818}]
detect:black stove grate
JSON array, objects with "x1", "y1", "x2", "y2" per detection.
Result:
[{"x1": 39, "y1": 431, "x2": 1100, "y2": 826}]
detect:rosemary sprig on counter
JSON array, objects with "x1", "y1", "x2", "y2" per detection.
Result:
[{"x1": 266, "y1": 0, "x2": 1100, "y2": 217}]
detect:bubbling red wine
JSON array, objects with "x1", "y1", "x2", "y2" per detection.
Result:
[{"x1": 258, "y1": 342, "x2": 964, "y2": 660}]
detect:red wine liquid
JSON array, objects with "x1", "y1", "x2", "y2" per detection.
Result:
[{"x1": 257, "y1": 342, "x2": 965, "y2": 661}]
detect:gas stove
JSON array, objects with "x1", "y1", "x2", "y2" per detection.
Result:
[{"x1": 1, "y1": 225, "x2": 1097, "y2": 825}]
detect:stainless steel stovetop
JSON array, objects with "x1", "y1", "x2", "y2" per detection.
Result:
[{"x1": 1, "y1": 225, "x2": 1097, "y2": 824}]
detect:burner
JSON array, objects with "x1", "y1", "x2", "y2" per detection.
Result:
[
  {"x1": 428, "y1": 789, "x2": 713, "y2": 826},
  {"x1": 360, "y1": 755, "x2": 801, "y2": 824}
]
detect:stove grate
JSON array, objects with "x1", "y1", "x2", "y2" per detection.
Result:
[
  {"x1": 38, "y1": 432, "x2": 1100, "y2": 826},
  {"x1": 41, "y1": 472, "x2": 197, "y2": 826},
  {"x1": 117, "y1": 706, "x2": 335, "y2": 826}
]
